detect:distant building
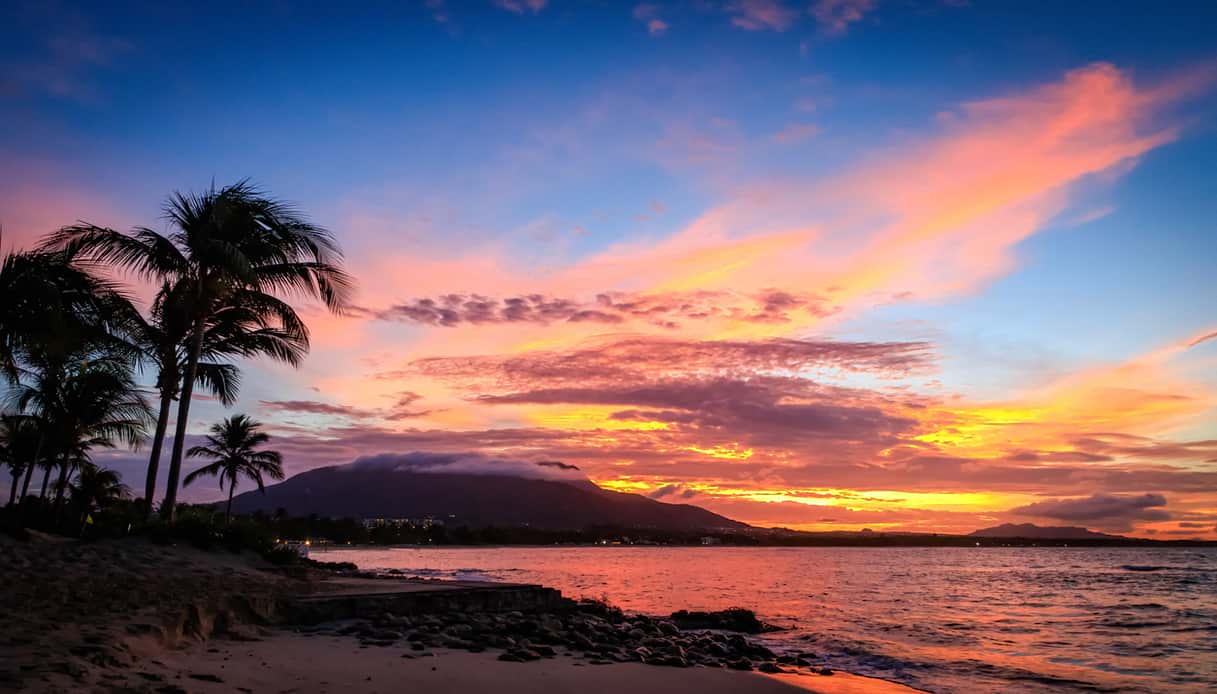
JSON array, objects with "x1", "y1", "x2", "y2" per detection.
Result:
[
  {"x1": 700, "y1": 536, "x2": 722, "y2": 545},
  {"x1": 361, "y1": 516, "x2": 444, "y2": 530}
]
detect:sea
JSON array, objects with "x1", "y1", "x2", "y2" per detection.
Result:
[{"x1": 320, "y1": 545, "x2": 1217, "y2": 693}]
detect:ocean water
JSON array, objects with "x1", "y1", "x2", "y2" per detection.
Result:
[{"x1": 320, "y1": 546, "x2": 1217, "y2": 693}]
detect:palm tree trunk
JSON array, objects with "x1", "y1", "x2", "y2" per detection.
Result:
[
  {"x1": 20, "y1": 463, "x2": 35, "y2": 500},
  {"x1": 162, "y1": 323, "x2": 205, "y2": 522},
  {"x1": 39, "y1": 464, "x2": 51, "y2": 498},
  {"x1": 143, "y1": 390, "x2": 174, "y2": 517},
  {"x1": 225, "y1": 483, "x2": 235, "y2": 524},
  {"x1": 8, "y1": 473, "x2": 19, "y2": 505},
  {"x1": 53, "y1": 460, "x2": 71, "y2": 519},
  {"x1": 20, "y1": 434, "x2": 42, "y2": 502}
]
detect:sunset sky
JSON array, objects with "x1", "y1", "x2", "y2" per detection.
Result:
[{"x1": 3, "y1": 1, "x2": 1216, "y2": 538}]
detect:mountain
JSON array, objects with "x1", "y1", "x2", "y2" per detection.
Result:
[
  {"x1": 226, "y1": 465, "x2": 747, "y2": 531},
  {"x1": 968, "y1": 523, "x2": 1124, "y2": 540}
]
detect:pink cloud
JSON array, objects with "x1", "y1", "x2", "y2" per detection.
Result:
[
  {"x1": 633, "y1": 4, "x2": 669, "y2": 35},
  {"x1": 727, "y1": 0, "x2": 799, "y2": 32},
  {"x1": 811, "y1": 0, "x2": 877, "y2": 35},
  {"x1": 333, "y1": 63, "x2": 1202, "y2": 353}
]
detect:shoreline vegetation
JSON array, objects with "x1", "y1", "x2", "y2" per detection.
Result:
[
  {"x1": 0, "y1": 532, "x2": 921, "y2": 693},
  {"x1": 137, "y1": 507, "x2": 1217, "y2": 548}
]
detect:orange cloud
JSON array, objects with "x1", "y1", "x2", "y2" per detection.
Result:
[
  {"x1": 273, "y1": 64, "x2": 1216, "y2": 538},
  {"x1": 335, "y1": 63, "x2": 1203, "y2": 354}
]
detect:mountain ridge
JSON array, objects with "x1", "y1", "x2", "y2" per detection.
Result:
[
  {"x1": 968, "y1": 523, "x2": 1124, "y2": 540},
  {"x1": 226, "y1": 464, "x2": 748, "y2": 531}
]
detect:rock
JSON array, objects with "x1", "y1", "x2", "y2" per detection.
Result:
[
  {"x1": 728, "y1": 658, "x2": 754, "y2": 671},
  {"x1": 187, "y1": 673, "x2": 224, "y2": 683},
  {"x1": 757, "y1": 662, "x2": 784, "y2": 673},
  {"x1": 532, "y1": 645, "x2": 556, "y2": 657},
  {"x1": 669, "y1": 609, "x2": 774, "y2": 634},
  {"x1": 747, "y1": 644, "x2": 776, "y2": 659},
  {"x1": 819, "y1": 668, "x2": 834, "y2": 676},
  {"x1": 657, "y1": 621, "x2": 680, "y2": 636}
]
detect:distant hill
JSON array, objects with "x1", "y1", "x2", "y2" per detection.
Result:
[
  {"x1": 226, "y1": 464, "x2": 747, "y2": 531},
  {"x1": 969, "y1": 523, "x2": 1124, "y2": 540}
]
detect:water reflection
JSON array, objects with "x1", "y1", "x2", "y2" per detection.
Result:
[{"x1": 324, "y1": 546, "x2": 1217, "y2": 693}]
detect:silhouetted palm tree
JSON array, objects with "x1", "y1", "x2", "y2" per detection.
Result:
[
  {"x1": 42, "y1": 181, "x2": 351, "y2": 520},
  {"x1": 1, "y1": 414, "x2": 40, "y2": 505},
  {"x1": 2, "y1": 240, "x2": 141, "y2": 506},
  {"x1": 0, "y1": 242, "x2": 134, "y2": 384},
  {"x1": 70, "y1": 462, "x2": 131, "y2": 526},
  {"x1": 131, "y1": 279, "x2": 307, "y2": 515},
  {"x1": 184, "y1": 415, "x2": 284, "y2": 523},
  {"x1": 13, "y1": 350, "x2": 150, "y2": 516}
]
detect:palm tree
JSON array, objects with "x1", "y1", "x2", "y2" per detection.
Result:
[
  {"x1": 70, "y1": 462, "x2": 131, "y2": 526},
  {"x1": 2, "y1": 240, "x2": 141, "y2": 506},
  {"x1": 13, "y1": 350, "x2": 150, "y2": 517},
  {"x1": 131, "y1": 279, "x2": 307, "y2": 516},
  {"x1": 184, "y1": 415, "x2": 283, "y2": 523},
  {"x1": 41, "y1": 180, "x2": 351, "y2": 520},
  {"x1": 0, "y1": 414, "x2": 40, "y2": 505},
  {"x1": 0, "y1": 241, "x2": 134, "y2": 384}
]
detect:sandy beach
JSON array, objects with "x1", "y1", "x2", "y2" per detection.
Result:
[
  {"x1": 0, "y1": 534, "x2": 922, "y2": 693},
  {"x1": 119, "y1": 635, "x2": 920, "y2": 694}
]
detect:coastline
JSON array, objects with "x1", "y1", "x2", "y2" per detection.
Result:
[{"x1": 0, "y1": 534, "x2": 924, "y2": 693}]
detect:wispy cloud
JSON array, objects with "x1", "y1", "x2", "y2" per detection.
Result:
[
  {"x1": 493, "y1": 0, "x2": 548, "y2": 14},
  {"x1": 726, "y1": 0, "x2": 799, "y2": 32},
  {"x1": 633, "y1": 4, "x2": 669, "y2": 36},
  {"x1": 810, "y1": 0, "x2": 877, "y2": 35}
]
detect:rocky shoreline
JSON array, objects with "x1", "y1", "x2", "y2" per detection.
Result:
[
  {"x1": 0, "y1": 535, "x2": 857, "y2": 692},
  {"x1": 309, "y1": 603, "x2": 830, "y2": 676}
]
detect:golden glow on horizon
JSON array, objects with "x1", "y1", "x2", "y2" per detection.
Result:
[
  {"x1": 684, "y1": 444, "x2": 754, "y2": 460},
  {"x1": 523, "y1": 406, "x2": 670, "y2": 431}
]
